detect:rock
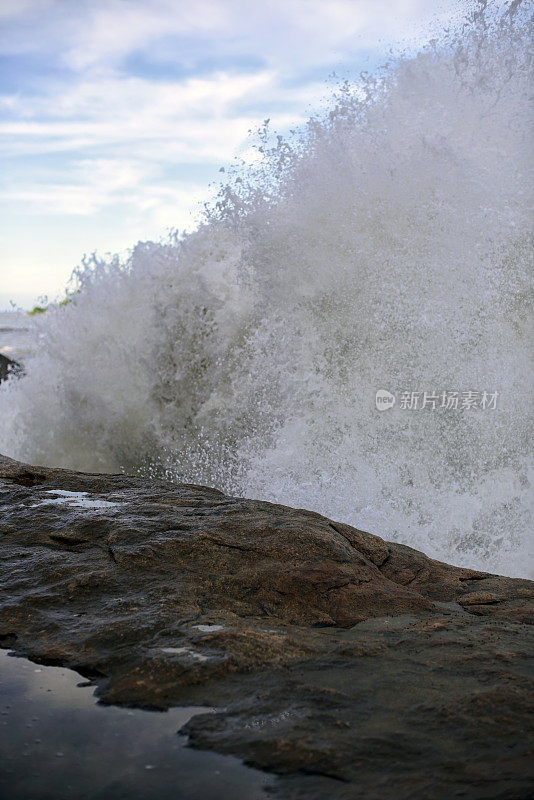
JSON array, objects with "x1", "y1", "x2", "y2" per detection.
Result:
[
  {"x1": 1, "y1": 452, "x2": 533, "y2": 799},
  {"x1": 0, "y1": 353, "x2": 23, "y2": 383}
]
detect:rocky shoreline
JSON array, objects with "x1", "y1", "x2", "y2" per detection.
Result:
[
  {"x1": 1, "y1": 453, "x2": 533, "y2": 799},
  {"x1": 0, "y1": 354, "x2": 23, "y2": 383}
]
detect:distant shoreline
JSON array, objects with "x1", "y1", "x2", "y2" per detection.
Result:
[{"x1": 0, "y1": 311, "x2": 34, "y2": 363}]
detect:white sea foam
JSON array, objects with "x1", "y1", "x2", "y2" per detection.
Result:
[{"x1": 0, "y1": 3, "x2": 532, "y2": 577}]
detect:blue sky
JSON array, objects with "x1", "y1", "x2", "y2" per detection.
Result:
[{"x1": 0, "y1": 0, "x2": 471, "y2": 308}]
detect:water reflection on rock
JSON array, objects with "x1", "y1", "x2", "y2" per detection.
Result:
[{"x1": 0, "y1": 649, "x2": 272, "y2": 800}]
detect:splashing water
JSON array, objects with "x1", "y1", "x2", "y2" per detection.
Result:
[{"x1": 1, "y1": 3, "x2": 532, "y2": 577}]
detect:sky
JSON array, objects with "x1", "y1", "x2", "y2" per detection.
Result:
[{"x1": 0, "y1": 0, "x2": 471, "y2": 309}]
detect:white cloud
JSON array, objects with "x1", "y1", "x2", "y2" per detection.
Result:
[
  {"x1": 0, "y1": 0, "x2": 50, "y2": 22},
  {"x1": 0, "y1": 70, "x2": 315, "y2": 161},
  {"x1": 62, "y1": 0, "x2": 229, "y2": 70},
  {"x1": 2, "y1": 158, "x2": 148, "y2": 214},
  {"x1": 0, "y1": 65, "x2": 318, "y2": 229},
  {"x1": 0, "y1": 0, "x2": 484, "y2": 301},
  {"x1": 0, "y1": 0, "x2": 471, "y2": 69}
]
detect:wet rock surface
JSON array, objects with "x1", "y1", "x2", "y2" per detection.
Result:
[{"x1": 1, "y1": 453, "x2": 533, "y2": 799}]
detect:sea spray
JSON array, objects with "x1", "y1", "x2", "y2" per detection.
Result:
[{"x1": 1, "y1": 1, "x2": 532, "y2": 577}]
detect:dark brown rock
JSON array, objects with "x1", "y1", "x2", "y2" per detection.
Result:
[{"x1": 0, "y1": 453, "x2": 533, "y2": 799}]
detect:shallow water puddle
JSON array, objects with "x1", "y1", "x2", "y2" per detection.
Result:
[
  {"x1": 192, "y1": 625, "x2": 226, "y2": 633},
  {"x1": 32, "y1": 489, "x2": 124, "y2": 511},
  {"x1": 160, "y1": 647, "x2": 211, "y2": 662},
  {"x1": 0, "y1": 649, "x2": 272, "y2": 799}
]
